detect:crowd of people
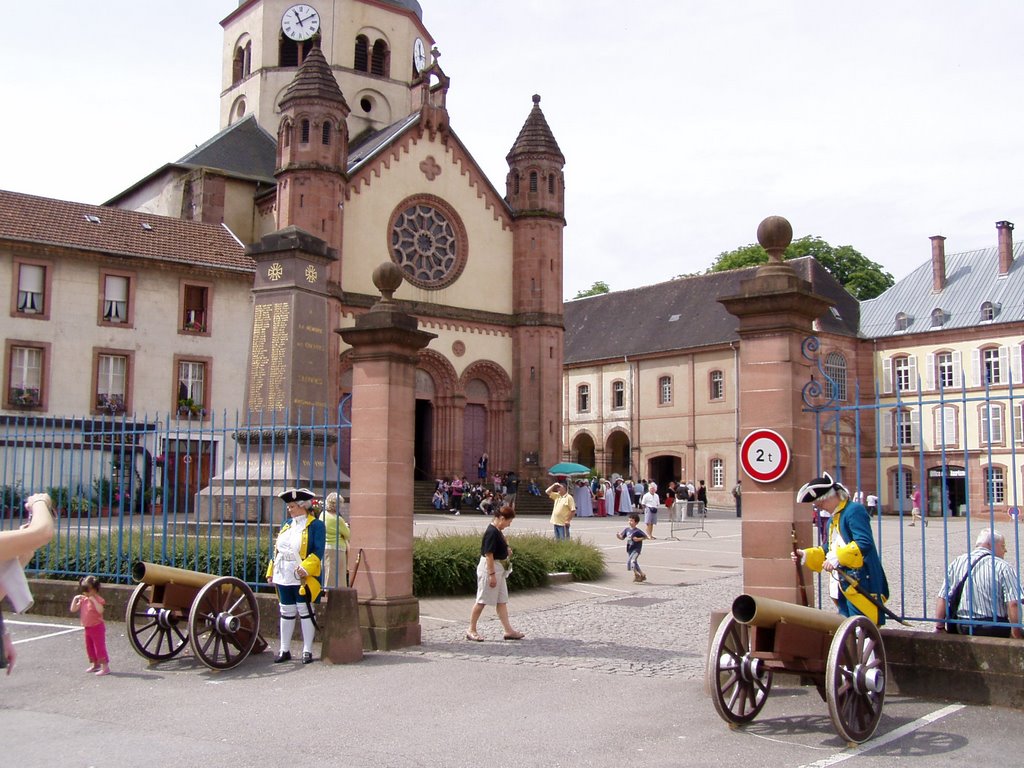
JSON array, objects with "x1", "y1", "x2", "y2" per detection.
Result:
[{"x1": 433, "y1": 471, "x2": 522, "y2": 515}]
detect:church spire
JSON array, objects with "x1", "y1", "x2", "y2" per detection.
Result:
[
  {"x1": 505, "y1": 95, "x2": 565, "y2": 216},
  {"x1": 279, "y1": 42, "x2": 350, "y2": 112},
  {"x1": 274, "y1": 39, "x2": 349, "y2": 250}
]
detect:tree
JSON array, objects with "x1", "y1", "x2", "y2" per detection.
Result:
[
  {"x1": 573, "y1": 281, "x2": 610, "y2": 299},
  {"x1": 709, "y1": 235, "x2": 894, "y2": 300}
]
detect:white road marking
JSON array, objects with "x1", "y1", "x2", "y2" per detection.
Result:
[{"x1": 796, "y1": 703, "x2": 965, "y2": 768}]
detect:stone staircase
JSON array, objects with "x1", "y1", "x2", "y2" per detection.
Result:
[{"x1": 413, "y1": 480, "x2": 551, "y2": 516}]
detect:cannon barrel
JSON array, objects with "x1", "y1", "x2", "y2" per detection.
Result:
[
  {"x1": 131, "y1": 561, "x2": 221, "y2": 590},
  {"x1": 731, "y1": 593, "x2": 846, "y2": 634}
]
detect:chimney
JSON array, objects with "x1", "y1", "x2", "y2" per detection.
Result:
[
  {"x1": 997, "y1": 220, "x2": 1014, "y2": 276},
  {"x1": 930, "y1": 235, "x2": 946, "y2": 292}
]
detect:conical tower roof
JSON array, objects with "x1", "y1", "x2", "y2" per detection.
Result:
[
  {"x1": 506, "y1": 94, "x2": 564, "y2": 164},
  {"x1": 279, "y1": 43, "x2": 350, "y2": 111}
]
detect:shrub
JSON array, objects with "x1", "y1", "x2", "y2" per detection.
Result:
[{"x1": 412, "y1": 531, "x2": 604, "y2": 597}]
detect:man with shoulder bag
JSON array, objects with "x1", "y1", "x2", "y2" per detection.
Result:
[{"x1": 934, "y1": 528, "x2": 1023, "y2": 638}]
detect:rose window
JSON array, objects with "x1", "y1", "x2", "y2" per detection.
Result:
[{"x1": 389, "y1": 198, "x2": 466, "y2": 289}]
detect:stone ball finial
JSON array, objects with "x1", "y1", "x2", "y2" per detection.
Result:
[
  {"x1": 372, "y1": 262, "x2": 404, "y2": 303},
  {"x1": 756, "y1": 215, "x2": 793, "y2": 264},
  {"x1": 533, "y1": 94, "x2": 541, "y2": 106}
]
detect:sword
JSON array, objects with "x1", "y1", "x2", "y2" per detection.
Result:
[{"x1": 833, "y1": 567, "x2": 910, "y2": 627}]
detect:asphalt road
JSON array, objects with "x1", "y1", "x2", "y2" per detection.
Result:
[{"x1": 2, "y1": 514, "x2": 1020, "y2": 767}]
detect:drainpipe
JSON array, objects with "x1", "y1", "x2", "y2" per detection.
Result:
[
  {"x1": 731, "y1": 341, "x2": 740, "y2": 478},
  {"x1": 626, "y1": 354, "x2": 636, "y2": 477}
]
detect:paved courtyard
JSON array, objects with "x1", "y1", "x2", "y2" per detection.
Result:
[{"x1": 2, "y1": 514, "x2": 1018, "y2": 767}]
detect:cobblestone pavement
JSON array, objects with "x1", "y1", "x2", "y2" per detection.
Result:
[{"x1": 409, "y1": 574, "x2": 742, "y2": 679}]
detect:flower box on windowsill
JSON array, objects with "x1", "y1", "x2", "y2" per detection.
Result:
[
  {"x1": 181, "y1": 322, "x2": 207, "y2": 333},
  {"x1": 96, "y1": 395, "x2": 126, "y2": 416},
  {"x1": 177, "y1": 406, "x2": 207, "y2": 419},
  {"x1": 8, "y1": 388, "x2": 41, "y2": 409}
]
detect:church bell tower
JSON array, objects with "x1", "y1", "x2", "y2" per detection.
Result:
[{"x1": 506, "y1": 95, "x2": 566, "y2": 476}]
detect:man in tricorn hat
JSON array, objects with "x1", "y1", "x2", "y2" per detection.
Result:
[
  {"x1": 791, "y1": 473, "x2": 890, "y2": 625},
  {"x1": 267, "y1": 488, "x2": 326, "y2": 663}
]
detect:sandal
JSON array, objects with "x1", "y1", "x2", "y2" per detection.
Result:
[
  {"x1": 503, "y1": 631, "x2": 525, "y2": 640},
  {"x1": 465, "y1": 631, "x2": 484, "y2": 642}
]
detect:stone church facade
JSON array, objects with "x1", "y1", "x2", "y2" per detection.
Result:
[{"x1": 107, "y1": 0, "x2": 567, "y2": 482}]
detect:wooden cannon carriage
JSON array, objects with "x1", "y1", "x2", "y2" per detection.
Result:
[
  {"x1": 707, "y1": 593, "x2": 887, "y2": 744},
  {"x1": 125, "y1": 562, "x2": 267, "y2": 670}
]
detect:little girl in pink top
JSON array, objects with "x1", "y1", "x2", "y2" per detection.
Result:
[{"x1": 70, "y1": 575, "x2": 109, "y2": 675}]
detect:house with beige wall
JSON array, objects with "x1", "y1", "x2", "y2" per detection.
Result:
[
  {"x1": 860, "y1": 222, "x2": 1024, "y2": 517},
  {"x1": 563, "y1": 258, "x2": 860, "y2": 509},
  {"x1": 0, "y1": 189, "x2": 253, "y2": 510}
]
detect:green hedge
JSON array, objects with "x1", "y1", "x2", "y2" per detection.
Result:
[
  {"x1": 412, "y1": 532, "x2": 604, "y2": 596},
  {"x1": 29, "y1": 530, "x2": 605, "y2": 598},
  {"x1": 29, "y1": 532, "x2": 271, "y2": 587}
]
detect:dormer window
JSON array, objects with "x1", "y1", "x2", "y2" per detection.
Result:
[
  {"x1": 930, "y1": 308, "x2": 945, "y2": 328},
  {"x1": 981, "y1": 301, "x2": 995, "y2": 322},
  {"x1": 895, "y1": 312, "x2": 910, "y2": 331}
]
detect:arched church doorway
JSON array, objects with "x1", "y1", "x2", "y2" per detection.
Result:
[
  {"x1": 605, "y1": 430, "x2": 631, "y2": 478},
  {"x1": 571, "y1": 432, "x2": 596, "y2": 469},
  {"x1": 462, "y1": 378, "x2": 490, "y2": 478},
  {"x1": 414, "y1": 369, "x2": 436, "y2": 481}
]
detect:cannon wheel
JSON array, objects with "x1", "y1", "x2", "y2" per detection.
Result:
[
  {"x1": 125, "y1": 582, "x2": 189, "y2": 661},
  {"x1": 825, "y1": 615, "x2": 886, "y2": 744},
  {"x1": 188, "y1": 576, "x2": 260, "y2": 670},
  {"x1": 707, "y1": 615, "x2": 773, "y2": 724}
]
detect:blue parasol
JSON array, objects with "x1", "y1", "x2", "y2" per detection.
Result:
[{"x1": 548, "y1": 461, "x2": 592, "y2": 477}]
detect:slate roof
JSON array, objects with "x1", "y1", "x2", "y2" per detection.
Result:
[
  {"x1": 278, "y1": 45, "x2": 350, "y2": 111},
  {"x1": 0, "y1": 189, "x2": 252, "y2": 273},
  {"x1": 859, "y1": 242, "x2": 1024, "y2": 338},
  {"x1": 564, "y1": 257, "x2": 859, "y2": 365},
  {"x1": 176, "y1": 114, "x2": 278, "y2": 182},
  {"x1": 506, "y1": 94, "x2": 564, "y2": 164}
]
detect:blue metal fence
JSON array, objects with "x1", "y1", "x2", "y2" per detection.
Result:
[
  {"x1": 0, "y1": 407, "x2": 350, "y2": 589},
  {"x1": 803, "y1": 336, "x2": 1023, "y2": 635}
]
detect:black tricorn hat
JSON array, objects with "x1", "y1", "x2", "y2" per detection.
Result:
[
  {"x1": 796, "y1": 472, "x2": 840, "y2": 503},
  {"x1": 278, "y1": 487, "x2": 315, "y2": 503}
]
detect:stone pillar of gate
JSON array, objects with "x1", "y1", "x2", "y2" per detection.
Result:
[
  {"x1": 339, "y1": 263, "x2": 436, "y2": 650},
  {"x1": 718, "y1": 216, "x2": 833, "y2": 604}
]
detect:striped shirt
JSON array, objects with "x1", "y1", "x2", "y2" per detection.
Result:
[{"x1": 939, "y1": 547, "x2": 1022, "y2": 621}]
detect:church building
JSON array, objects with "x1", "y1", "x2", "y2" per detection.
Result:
[{"x1": 108, "y1": 0, "x2": 568, "y2": 482}]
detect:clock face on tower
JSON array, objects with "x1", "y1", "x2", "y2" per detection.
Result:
[
  {"x1": 413, "y1": 38, "x2": 427, "y2": 73},
  {"x1": 282, "y1": 4, "x2": 320, "y2": 42}
]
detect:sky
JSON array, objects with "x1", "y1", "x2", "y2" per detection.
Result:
[{"x1": 3, "y1": 1, "x2": 1024, "y2": 300}]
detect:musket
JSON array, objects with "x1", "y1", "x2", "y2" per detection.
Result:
[
  {"x1": 349, "y1": 548, "x2": 364, "y2": 586},
  {"x1": 834, "y1": 567, "x2": 910, "y2": 627}
]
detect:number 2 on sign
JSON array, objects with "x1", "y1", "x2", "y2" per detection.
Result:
[{"x1": 754, "y1": 448, "x2": 774, "y2": 463}]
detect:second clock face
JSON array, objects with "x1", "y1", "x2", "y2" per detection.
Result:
[
  {"x1": 413, "y1": 38, "x2": 427, "y2": 72},
  {"x1": 282, "y1": 4, "x2": 320, "y2": 41}
]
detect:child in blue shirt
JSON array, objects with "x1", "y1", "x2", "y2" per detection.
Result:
[{"x1": 617, "y1": 513, "x2": 648, "y2": 582}]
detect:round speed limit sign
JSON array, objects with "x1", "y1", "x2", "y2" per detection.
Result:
[{"x1": 740, "y1": 429, "x2": 791, "y2": 483}]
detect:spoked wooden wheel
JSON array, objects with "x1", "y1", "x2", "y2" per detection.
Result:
[
  {"x1": 125, "y1": 583, "x2": 189, "y2": 661},
  {"x1": 707, "y1": 615, "x2": 773, "y2": 724},
  {"x1": 187, "y1": 576, "x2": 260, "y2": 670},
  {"x1": 826, "y1": 616, "x2": 886, "y2": 743}
]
